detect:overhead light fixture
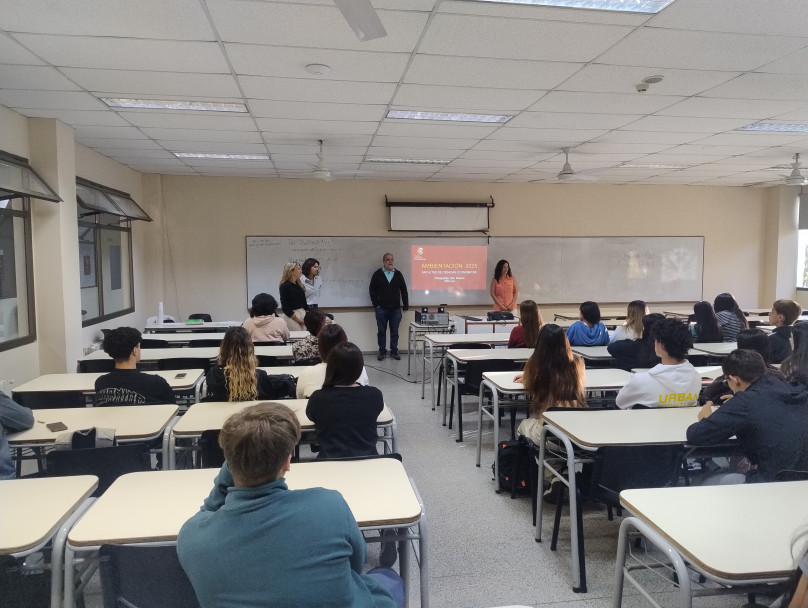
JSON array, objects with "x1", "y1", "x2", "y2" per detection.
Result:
[
  {"x1": 386, "y1": 110, "x2": 512, "y2": 124},
  {"x1": 102, "y1": 98, "x2": 248, "y2": 113},
  {"x1": 470, "y1": 0, "x2": 676, "y2": 14},
  {"x1": 365, "y1": 158, "x2": 452, "y2": 164},
  {"x1": 736, "y1": 122, "x2": 808, "y2": 133},
  {"x1": 305, "y1": 63, "x2": 332, "y2": 76},
  {"x1": 172, "y1": 153, "x2": 269, "y2": 160},
  {"x1": 620, "y1": 163, "x2": 690, "y2": 169},
  {"x1": 333, "y1": 0, "x2": 387, "y2": 42}
]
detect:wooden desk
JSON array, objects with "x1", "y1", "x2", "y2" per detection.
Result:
[
  {"x1": 536, "y1": 407, "x2": 701, "y2": 593},
  {"x1": 691, "y1": 341, "x2": 737, "y2": 357},
  {"x1": 168, "y1": 399, "x2": 395, "y2": 469},
  {"x1": 8, "y1": 404, "x2": 180, "y2": 466},
  {"x1": 476, "y1": 368, "x2": 633, "y2": 480},
  {"x1": 144, "y1": 321, "x2": 239, "y2": 333},
  {"x1": 65, "y1": 461, "x2": 429, "y2": 608},
  {"x1": 12, "y1": 370, "x2": 205, "y2": 405},
  {"x1": 459, "y1": 316, "x2": 519, "y2": 334},
  {"x1": 614, "y1": 482, "x2": 808, "y2": 607},
  {"x1": 1, "y1": 475, "x2": 98, "y2": 608},
  {"x1": 80, "y1": 344, "x2": 293, "y2": 364},
  {"x1": 422, "y1": 332, "x2": 509, "y2": 405}
]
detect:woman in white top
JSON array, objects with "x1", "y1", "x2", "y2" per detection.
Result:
[
  {"x1": 301, "y1": 258, "x2": 323, "y2": 309},
  {"x1": 296, "y1": 323, "x2": 369, "y2": 398},
  {"x1": 610, "y1": 300, "x2": 648, "y2": 343}
]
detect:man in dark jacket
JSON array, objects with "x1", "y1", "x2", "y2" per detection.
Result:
[
  {"x1": 687, "y1": 349, "x2": 808, "y2": 483},
  {"x1": 368, "y1": 253, "x2": 408, "y2": 361}
]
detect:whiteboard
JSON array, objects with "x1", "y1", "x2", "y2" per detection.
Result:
[{"x1": 246, "y1": 235, "x2": 703, "y2": 307}]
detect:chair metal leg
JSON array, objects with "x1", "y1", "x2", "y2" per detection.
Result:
[
  {"x1": 550, "y1": 483, "x2": 565, "y2": 551},
  {"x1": 448, "y1": 386, "x2": 455, "y2": 429}
]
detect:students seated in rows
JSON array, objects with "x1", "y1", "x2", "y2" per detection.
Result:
[
  {"x1": 296, "y1": 324, "x2": 369, "y2": 398},
  {"x1": 565, "y1": 300, "x2": 609, "y2": 346},
  {"x1": 689, "y1": 300, "x2": 723, "y2": 343},
  {"x1": 782, "y1": 322, "x2": 808, "y2": 388},
  {"x1": 177, "y1": 402, "x2": 404, "y2": 608},
  {"x1": 1, "y1": 391, "x2": 33, "y2": 479},
  {"x1": 687, "y1": 349, "x2": 808, "y2": 483},
  {"x1": 508, "y1": 299, "x2": 543, "y2": 348},
  {"x1": 292, "y1": 309, "x2": 327, "y2": 364},
  {"x1": 607, "y1": 313, "x2": 663, "y2": 372},
  {"x1": 700, "y1": 329, "x2": 785, "y2": 405},
  {"x1": 769, "y1": 298, "x2": 802, "y2": 363},
  {"x1": 609, "y1": 300, "x2": 647, "y2": 343},
  {"x1": 515, "y1": 324, "x2": 587, "y2": 444},
  {"x1": 615, "y1": 318, "x2": 701, "y2": 409},
  {"x1": 95, "y1": 327, "x2": 175, "y2": 406},
  {"x1": 713, "y1": 292, "x2": 748, "y2": 342},
  {"x1": 243, "y1": 292, "x2": 289, "y2": 344},
  {"x1": 205, "y1": 327, "x2": 274, "y2": 401}
]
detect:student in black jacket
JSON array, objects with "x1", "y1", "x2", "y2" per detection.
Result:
[
  {"x1": 768, "y1": 298, "x2": 802, "y2": 364},
  {"x1": 687, "y1": 349, "x2": 808, "y2": 483},
  {"x1": 368, "y1": 253, "x2": 408, "y2": 361},
  {"x1": 607, "y1": 313, "x2": 663, "y2": 371}
]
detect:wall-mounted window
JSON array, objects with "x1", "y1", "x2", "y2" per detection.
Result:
[
  {"x1": 76, "y1": 178, "x2": 151, "y2": 326},
  {"x1": 0, "y1": 151, "x2": 60, "y2": 352}
]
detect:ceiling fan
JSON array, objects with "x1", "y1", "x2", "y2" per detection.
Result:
[
  {"x1": 556, "y1": 147, "x2": 599, "y2": 182},
  {"x1": 783, "y1": 153, "x2": 808, "y2": 186},
  {"x1": 333, "y1": 0, "x2": 387, "y2": 42},
  {"x1": 307, "y1": 140, "x2": 376, "y2": 181}
]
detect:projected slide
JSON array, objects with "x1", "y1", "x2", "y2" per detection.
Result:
[{"x1": 411, "y1": 245, "x2": 488, "y2": 291}]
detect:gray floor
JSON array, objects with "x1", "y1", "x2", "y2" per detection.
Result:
[{"x1": 78, "y1": 355, "x2": 760, "y2": 608}]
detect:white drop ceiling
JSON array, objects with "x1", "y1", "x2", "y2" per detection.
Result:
[{"x1": 2, "y1": 0, "x2": 808, "y2": 185}]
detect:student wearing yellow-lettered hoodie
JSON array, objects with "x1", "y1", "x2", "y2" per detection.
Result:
[{"x1": 616, "y1": 318, "x2": 702, "y2": 409}]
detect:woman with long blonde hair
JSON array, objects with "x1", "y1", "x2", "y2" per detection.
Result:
[
  {"x1": 610, "y1": 300, "x2": 648, "y2": 343},
  {"x1": 515, "y1": 324, "x2": 587, "y2": 443},
  {"x1": 279, "y1": 261, "x2": 307, "y2": 331},
  {"x1": 205, "y1": 327, "x2": 273, "y2": 401}
]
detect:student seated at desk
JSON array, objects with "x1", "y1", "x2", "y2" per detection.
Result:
[
  {"x1": 781, "y1": 322, "x2": 808, "y2": 388},
  {"x1": 296, "y1": 324, "x2": 369, "y2": 399},
  {"x1": 95, "y1": 327, "x2": 175, "y2": 406},
  {"x1": 508, "y1": 299, "x2": 543, "y2": 348},
  {"x1": 769, "y1": 299, "x2": 802, "y2": 364},
  {"x1": 1, "y1": 391, "x2": 34, "y2": 479},
  {"x1": 689, "y1": 300, "x2": 723, "y2": 343},
  {"x1": 607, "y1": 313, "x2": 663, "y2": 372},
  {"x1": 243, "y1": 292, "x2": 289, "y2": 344},
  {"x1": 609, "y1": 300, "x2": 647, "y2": 343},
  {"x1": 687, "y1": 349, "x2": 808, "y2": 484},
  {"x1": 714, "y1": 292, "x2": 748, "y2": 342},
  {"x1": 205, "y1": 327, "x2": 274, "y2": 402},
  {"x1": 177, "y1": 403, "x2": 404, "y2": 608},
  {"x1": 292, "y1": 309, "x2": 327, "y2": 364},
  {"x1": 615, "y1": 318, "x2": 701, "y2": 409},
  {"x1": 514, "y1": 324, "x2": 587, "y2": 444},
  {"x1": 565, "y1": 301, "x2": 610, "y2": 346}
]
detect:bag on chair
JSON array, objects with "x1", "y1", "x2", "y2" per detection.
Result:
[
  {"x1": 54, "y1": 427, "x2": 117, "y2": 450},
  {"x1": 493, "y1": 440, "x2": 530, "y2": 495}
]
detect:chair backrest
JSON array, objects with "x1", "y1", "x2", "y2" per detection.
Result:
[
  {"x1": 253, "y1": 341, "x2": 286, "y2": 346},
  {"x1": 140, "y1": 338, "x2": 169, "y2": 349},
  {"x1": 188, "y1": 339, "x2": 223, "y2": 348},
  {"x1": 79, "y1": 359, "x2": 116, "y2": 373},
  {"x1": 199, "y1": 430, "x2": 225, "y2": 469},
  {"x1": 99, "y1": 544, "x2": 200, "y2": 608},
  {"x1": 45, "y1": 443, "x2": 152, "y2": 495},
  {"x1": 188, "y1": 313, "x2": 212, "y2": 322},
  {"x1": 449, "y1": 342, "x2": 492, "y2": 350},
  {"x1": 0, "y1": 555, "x2": 50, "y2": 608},
  {"x1": 319, "y1": 453, "x2": 403, "y2": 463},
  {"x1": 595, "y1": 444, "x2": 684, "y2": 497},
  {"x1": 157, "y1": 357, "x2": 212, "y2": 372},
  {"x1": 256, "y1": 355, "x2": 280, "y2": 367},
  {"x1": 293, "y1": 357, "x2": 320, "y2": 366},
  {"x1": 13, "y1": 390, "x2": 87, "y2": 409},
  {"x1": 463, "y1": 359, "x2": 520, "y2": 393},
  {"x1": 775, "y1": 469, "x2": 808, "y2": 481}
]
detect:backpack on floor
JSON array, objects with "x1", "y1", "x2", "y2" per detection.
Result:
[{"x1": 493, "y1": 439, "x2": 530, "y2": 495}]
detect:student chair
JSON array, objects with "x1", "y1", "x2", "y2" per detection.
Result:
[
  {"x1": 45, "y1": 443, "x2": 152, "y2": 496},
  {"x1": 188, "y1": 338, "x2": 223, "y2": 347},
  {"x1": 139, "y1": 338, "x2": 169, "y2": 348},
  {"x1": 12, "y1": 390, "x2": 87, "y2": 409},
  {"x1": 0, "y1": 555, "x2": 50, "y2": 608},
  {"x1": 99, "y1": 545, "x2": 200, "y2": 608},
  {"x1": 437, "y1": 343, "x2": 491, "y2": 412},
  {"x1": 78, "y1": 359, "x2": 116, "y2": 373}
]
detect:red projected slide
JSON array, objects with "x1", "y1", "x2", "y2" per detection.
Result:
[{"x1": 411, "y1": 245, "x2": 487, "y2": 291}]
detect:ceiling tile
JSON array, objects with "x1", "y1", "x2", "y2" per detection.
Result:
[
  {"x1": 486, "y1": 127, "x2": 610, "y2": 143},
  {"x1": 590, "y1": 130, "x2": 707, "y2": 145},
  {"x1": 61, "y1": 68, "x2": 242, "y2": 98},
  {"x1": 160, "y1": 141, "x2": 268, "y2": 155},
  {"x1": 122, "y1": 112, "x2": 256, "y2": 131},
  {"x1": 702, "y1": 72, "x2": 808, "y2": 101},
  {"x1": 621, "y1": 115, "x2": 752, "y2": 132},
  {"x1": 258, "y1": 118, "x2": 379, "y2": 135},
  {"x1": 392, "y1": 84, "x2": 541, "y2": 113},
  {"x1": 528, "y1": 91, "x2": 681, "y2": 115},
  {"x1": 0, "y1": 34, "x2": 46, "y2": 64},
  {"x1": 239, "y1": 76, "x2": 396, "y2": 105},
  {"x1": 559, "y1": 64, "x2": 740, "y2": 96},
  {"x1": 77, "y1": 137, "x2": 161, "y2": 149},
  {"x1": 507, "y1": 112, "x2": 642, "y2": 130},
  {"x1": 658, "y1": 96, "x2": 806, "y2": 119},
  {"x1": 757, "y1": 48, "x2": 808, "y2": 76},
  {"x1": 0, "y1": 90, "x2": 105, "y2": 111},
  {"x1": 376, "y1": 121, "x2": 497, "y2": 138},
  {"x1": 139, "y1": 128, "x2": 263, "y2": 144},
  {"x1": 0, "y1": 65, "x2": 80, "y2": 90},
  {"x1": 15, "y1": 108, "x2": 130, "y2": 126},
  {"x1": 371, "y1": 135, "x2": 479, "y2": 150}
]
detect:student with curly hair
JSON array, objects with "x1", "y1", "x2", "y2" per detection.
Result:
[
  {"x1": 615, "y1": 318, "x2": 701, "y2": 409},
  {"x1": 205, "y1": 327, "x2": 274, "y2": 401}
]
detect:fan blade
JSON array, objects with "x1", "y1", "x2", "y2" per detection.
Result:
[{"x1": 333, "y1": 0, "x2": 387, "y2": 42}]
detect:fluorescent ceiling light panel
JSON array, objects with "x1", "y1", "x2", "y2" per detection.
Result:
[
  {"x1": 736, "y1": 122, "x2": 808, "y2": 133},
  {"x1": 386, "y1": 110, "x2": 512, "y2": 124},
  {"x1": 365, "y1": 157, "x2": 451, "y2": 164},
  {"x1": 471, "y1": 0, "x2": 676, "y2": 13},
  {"x1": 102, "y1": 98, "x2": 247, "y2": 113},
  {"x1": 173, "y1": 153, "x2": 269, "y2": 160},
  {"x1": 621, "y1": 163, "x2": 690, "y2": 169}
]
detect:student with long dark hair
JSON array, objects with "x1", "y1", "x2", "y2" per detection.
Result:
[
  {"x1": 690, "y1": 300, "x2": 723, "y2": 343},
  {"x1": 565, "y1": 300, "x2": 610, "y2": 346},
  {"x1": 295, "y1": 324, "x2": 369, "y2": 398},
  {"x1": 514, "y1": 324, "x2": 587, "y2": 443},
  {"x1": 508, "y1": 299, "x2": 543, "y2": 348},
  {"x1": 713, "y1": 292, "x2": 748, "y2": 342},
  {"x1": 782, "y1": 322, "x2": 808, "y2": 388},
  {"x1": 490, "y1": 259, "x2": 519, "y2": 312},
  {"x1": 607, "y1": 313, "x2": 664, "y2": 372}
]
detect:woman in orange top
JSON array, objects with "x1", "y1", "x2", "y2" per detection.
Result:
[{"x1": 490, "y1": 259, "x2": 519, "y2": 311}]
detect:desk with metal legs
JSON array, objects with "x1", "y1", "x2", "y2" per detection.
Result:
[{"x1": 407, "y1": 321, "x2": 454, "y2": 377}]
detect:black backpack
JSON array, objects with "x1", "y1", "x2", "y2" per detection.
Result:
[{"x1": 493, "y1": 439, "x2": 531, "y2": 495}]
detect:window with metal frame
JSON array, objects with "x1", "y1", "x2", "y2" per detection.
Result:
[{"x1": 0, "y1": 197, "x2": 36, "y2": 351}]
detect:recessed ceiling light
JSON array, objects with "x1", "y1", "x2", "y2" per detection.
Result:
[
  {"x1": 642, "y1": 75, "x2": 664, "y2": 85},
  {"x1": 736, "y1": 122, "x2": 808, "y2": 133},
  {"x1": 470, "y1": 0, "x2": 676, "y2": 14},
  {"x1": 386, "y1": 110, "x2": 512, "y2": 124},
  {"x1": 365, "y1": 158, "x2": 452, "y2": 164},
  {"x1": 305, "y1": 63, "x2": 332, "y2": 76},
  {"x1": 173, "y1": 153, "x2": 269, "y2": 160},
  {"x1": 620, "y1": 163, "x2": 690, "y2": 169},
  {"x1": 102, "y1": 98, "x2": 248, "y2": 113}
]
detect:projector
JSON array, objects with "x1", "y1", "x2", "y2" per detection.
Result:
[{"x1": 415, "y1": 310, "x2": 450, "y2": 325}]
